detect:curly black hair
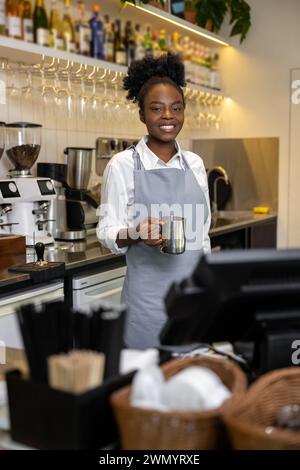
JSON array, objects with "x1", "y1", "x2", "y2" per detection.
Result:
[{"x1": 123, "y1": 53, "x2": 186, "y2": 110}]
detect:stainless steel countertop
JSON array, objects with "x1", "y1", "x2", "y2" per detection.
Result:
[
  {"x1": 209, "y1": 210, "x2": 277, "y2": 236},
  {"x1": 0, "y1": 212, "x2": 277, "y2": 289},
  {"x1": 26, "y1": 236, "x2": 122, "y2": 271}
]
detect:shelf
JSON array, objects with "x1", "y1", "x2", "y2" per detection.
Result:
[
  {"x1": 0, "y1": 36, "x2": 127, "y2": 72},
  {"x1": 122, "y1": 2, "x2": 230, "y2": 47},
  {"x1": 187, "y1": 83, "x2": 225, "y2": 97},
  {"x1": 0, "y1": 36, "x2": 227, "y2": 97}
]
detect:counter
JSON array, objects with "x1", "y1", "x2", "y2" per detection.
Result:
[
  {"x1": 0, "y1": 212, "x2": 277, "y2": 289},
  {"x1": 209, "y1": 211, "x2": 277, "y2": 236}
]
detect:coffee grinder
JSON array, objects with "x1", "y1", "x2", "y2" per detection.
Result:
[
  {"x1": 0, "y1": 122, "x2": 56, "y2": 246},
  {"x1": 37, "y1": 162, "x2": 86, "y2": 241},
  {"x1": 64, "y1": 147, "x2": 98, "y2": 236}
]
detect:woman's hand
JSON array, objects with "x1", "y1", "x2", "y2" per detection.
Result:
[
  {"x1": 137, "y1": 217, "x2": 164, "y2": 246},
  {"x1": 116, "y1": 217, "x2": 164, "y2": 249}
]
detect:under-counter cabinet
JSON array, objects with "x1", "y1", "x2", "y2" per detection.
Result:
[
  {"x1": 0, "y1": 281, "x2": 64, "y2": 349},
  {"x1": 248, "y1": 219, "x2": 277, "y2": 248},
  {"x1": 210, "y1": 217, "x2": 277, "y2": 251}
]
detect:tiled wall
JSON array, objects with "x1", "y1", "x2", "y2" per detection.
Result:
[
  {"x1": 0, "y1": 77, "x2": 142, "y2": 187},
  {"x1": 0, "y1": 78, "x2": 194, "y2": 188}
]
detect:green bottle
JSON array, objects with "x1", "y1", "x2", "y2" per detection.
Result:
[{"x1": 33, "y1": 0, "x2": 49, "y2": 46}]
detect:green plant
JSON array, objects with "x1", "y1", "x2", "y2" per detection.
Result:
[
  {"x1": 184, "y1": 0, "x2": 198, "y2": 12},
  {"x1": 229, "y1": 0, "x2": 251, "y2": 43},
  {"x1": 195, "y1": 0, "x2": 251, "y2": 43}
]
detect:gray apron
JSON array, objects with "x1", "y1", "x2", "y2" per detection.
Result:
[{"x1": 122, "y1": 146, "x2": 209, "y2": 349}]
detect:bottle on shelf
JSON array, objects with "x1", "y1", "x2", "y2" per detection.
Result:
[
  {"x1": 144, "y1": 25, "x2": 153, "y2": 58},
  {"x1": 158, "y1": 28, "x2": 167, "y2": 55},
  {"x1": 62, "y1": 0, "x2": 76, "y2": 53},
  {"x1": 114, "y1": 19, "x2": 126, "y2": 65},
  {"x1": 0, "y1": 0, "x2": 6, "y2": 35},
  {"x1": 49, "y1": 0, "x2": 64, "y2": 50},
  {"x1": 6, "y1": 0, "x2": 22, "y2": 39},
  {"x1": 75, "y1": 0, "x2": 90, "y2": 56},
  {"x1": 21, "y1": 0, "x2": 33, "y2": 42},
  {"x1": 199, "y1": 44, "x2": 211, "y2": 88},
  {"x1": 103, "y1": 14, "x2": 114, "y2": 62},
  {"x1": 171, "y1": 31, "x2": 182, "y2": 56},
  {"x1": 151, "y1": 30, "x2": 161, "y2": 59},
  {"x1": 210, "y1": 53, "x2": 221, "y2": 90},
  {"x1": 182, "y1": 35, "x2": 192, "y2": 84},
  {"x1": 33, "y1": 0, "x2": 48, "y2": 46},
  {"x1": 124, "y1": 20, "x2": 135, "y2": 66},
  {"x1": 89, "y1": 3, "x2": 104, "y2": 60},
  {"x1": 134, "y1": 23, "x2": 145, "y2": 61}
]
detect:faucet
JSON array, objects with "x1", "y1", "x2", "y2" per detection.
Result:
[{"x1": 207, "y1": 166, "x2": 229, "y2": 214}]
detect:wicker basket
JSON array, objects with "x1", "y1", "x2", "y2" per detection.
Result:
[
  {"x1": 110, "y1": 356, "x2": 247, "y2": 450},
  {"x1": 223, "y1": 367, "x2": 300, "y2": 450}
]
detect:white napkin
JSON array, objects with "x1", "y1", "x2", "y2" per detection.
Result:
[
  {"x1": 0, "y1": 381, "x2": 7, "y2": 407},
  {"x1": 131, "y1": 365, "x2": 167, "y2": 410},
  {"x1": 161, "y1": 366, "x2": 231, "y2": 411},
  {"x1": 130, "y1": 365, "x2": 231, "y2": 412},
  {"x1": 119, "y1": 348, "x2": 159, "y2": 374}
]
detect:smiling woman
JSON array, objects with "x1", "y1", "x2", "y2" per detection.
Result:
[{"x1": 97, "y1": 53, "x2": 211, "y2": 350}]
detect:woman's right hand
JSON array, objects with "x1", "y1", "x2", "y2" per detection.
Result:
[{"x1": 137, "y1": 217, "x2": 164, "y2": 246}]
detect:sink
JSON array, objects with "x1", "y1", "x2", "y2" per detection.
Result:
[
  {"x1": 211, "y1": 217, "x2": 240, "y2": 228},
  {"x1": 210, "y1": 212, "x2": 254, "y2": 229}
]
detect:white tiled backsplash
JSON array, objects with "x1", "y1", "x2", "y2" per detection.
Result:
[{"x1": 0, "y1": 84, "x2": 191, "y2": 188}]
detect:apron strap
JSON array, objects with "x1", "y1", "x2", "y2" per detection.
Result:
[
  {"x1": 129, "y1": 145, "x2": 144, "y2": 171},
  {"x1": 180, "y1": 151, "x2": 191, "y2": 170},
  {"x1": 130, "y1": 144, "x2": 190, "y2": 171}
]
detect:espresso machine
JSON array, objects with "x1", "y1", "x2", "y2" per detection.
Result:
[
  {"x1": 64, "y1": 147, "x2": 98, "y2": 236},
  {"x1": 0, "y1": 122, "x2": 56, "y2": 246}
]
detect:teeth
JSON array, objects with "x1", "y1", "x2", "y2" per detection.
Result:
[{"x1": 160, "y1": 125, "x2": 175, "y2": 129}]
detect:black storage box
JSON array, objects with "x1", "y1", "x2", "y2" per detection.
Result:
[{"x1": 6, "y1": 369, "x2": 133, "y2": 450}]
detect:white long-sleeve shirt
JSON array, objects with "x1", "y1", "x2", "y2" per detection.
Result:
[{"x1": 97, "y1": 136, "x2": 211, "y2": 254}]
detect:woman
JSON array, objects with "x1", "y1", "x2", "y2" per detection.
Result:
[{"x1": 97, "y1": 53, "x2": 211, "y2": 350}]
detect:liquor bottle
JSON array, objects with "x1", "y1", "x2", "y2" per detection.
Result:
[
  {"x1": 62, "y1": 0, "x2": 76, "y2": 52},
  {"x1": 89, "y1": 3, "x2": 104, "y2": 59},
  {"x1": 103, "y1": 14, "x2": 113, "y2": 62},
  {"x1": 144, "y1": 25, "x2": 153, "y2": 58},
  {"x1": 182, "y1": 35, "x2": 192, "y2": 83},
  {"x1": 21, "y1": 0, "x2": 33, "y2": 42},
  {"x1": 0, "y1": 0, "x2": 6, "y2": 35},
  {"x1": 151, "y1": 31, "x2": 160, "y2": 59},
  {"x1": 134, "y1": 23, "x2": 144, "y2": 60},
  {"x1": 114, "y1": 19, "x2": 126, "y2": 65},
  {"x1": 197, "y1": 44, "x2": 211, "y2": 87},
  {"x1": 158, "y1": 29, "x2": 167, "y2": 55},
  {"x1": 6, "y1": 0, "x2": 22, "y2": 39},
  {"x1": 124, "y1": 20, "x2": 135, "y2": 66},
  {"x1": 171, "y1": 31, "x2": 182, "y2": 56},
  {"x1": 33, "y1": 0, "x2": 49, "y2": 46},
  {"x1": 75, "y1": 0, "x2": 90, "y2": 55},
  {"x1": 210, "y1": 53, "x2": 221, "y2": 90},
  {"x1": 49, "y1": 0, "x2": 64, "y2": 49}
]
